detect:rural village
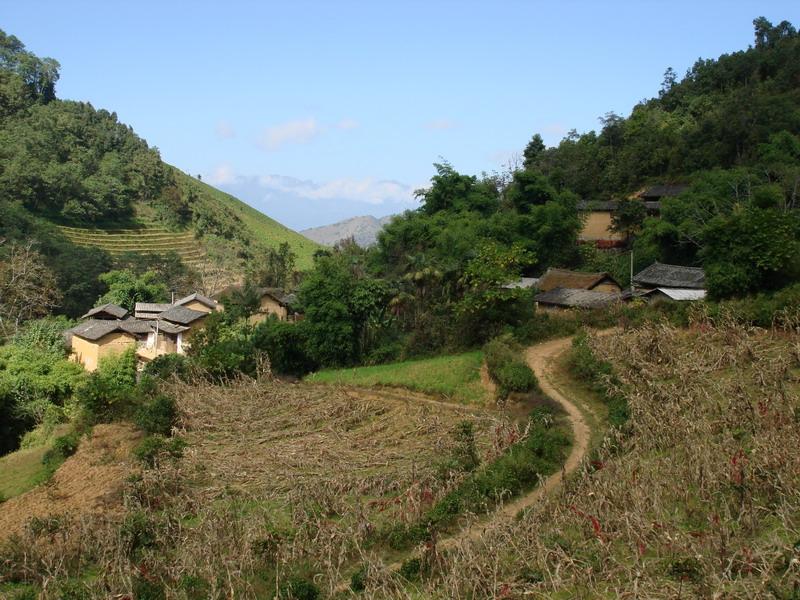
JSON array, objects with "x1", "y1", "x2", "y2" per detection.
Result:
[{"x1": 1, "y1": 10, "x2": 799, "y2": 600}]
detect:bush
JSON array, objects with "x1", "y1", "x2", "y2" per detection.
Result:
[
  {"x1": 41, "y1": 431, "x2": 81, "y2": 468},
  {"x1": 132, "y1": 577, "x2": 166, "y2": 600},
  {"x1": 134, "y1": 395, "x2": 177, "y2": 436},
  {"x1": 277, "y1": 576, "x2": 319, "y2": 600},
  {"x1": 133, "y1": 435, "x2": 186, "y2": 467},
  {"x1": 350, "y1": 566, "x2": 367, "y2": 592},
  {"x1": 251, "y1": 318, "x2": 318, "y2": 376},
  {"x1": 398, "y1": 558, "x2": 422, "y2": 581},
  {"x1": 382, "y1": 409, "x2": 570, "y2": 551},
  {"x1": 76, "y1": 348, "x2": 138, "y2": 422},
  {"x1": 142, "y1": 353, "x2": 189, "y2": 380},
  {"x1": 483, "y1": 334, "x2": 539, "y2": 400}
]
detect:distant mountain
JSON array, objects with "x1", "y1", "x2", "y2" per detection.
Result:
[{"x1": 301, "y1": 215, "x2": 395, "y2": 247}]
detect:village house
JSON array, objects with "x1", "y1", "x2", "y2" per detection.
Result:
[
  {"x1": 632, "y1": 262, "x2": 707, "y2": 301},
  {"x1": 534, "y1": 287, "x2": 622, "y2": 311},
  {"x1": 537, "y1": 268, "x2": 622, "y2": 294},
  {"x1": 577, "y1": 199, "x2": 661, "y2": 248},
  {"x1": 66, "y1": 319, "x2": 139, "y2": 372},
  {"x1": 577, "y1": 185, "x2": 686, "y2": 248},
  {"x1": 67, "y1": 293, "x2": 219, "y2": 372},
  {"x1": 214, "y1": 286, "x2": 302, "y2": 323},
  {"x1": 533, "y1": 268, "x2": 623, "y2": 312}
]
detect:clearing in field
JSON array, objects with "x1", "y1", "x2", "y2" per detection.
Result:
[{"x1": 305, "y1": 350, "x2": 490, "y2": 405}]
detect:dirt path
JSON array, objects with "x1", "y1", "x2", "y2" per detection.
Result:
[{"x1": 429, "y1": 336, "x2": 590, "y2": 554}]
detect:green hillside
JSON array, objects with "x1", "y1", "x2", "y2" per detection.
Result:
[
  {"x1": 0, "y1": 28, "x2": 320, "y2": 321},
  {"x1": 172, "y1": 169, "x2": 319, "y2": 270}
]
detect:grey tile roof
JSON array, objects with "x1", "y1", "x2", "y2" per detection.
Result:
[
  {"x1": 638, "y1": 184, "x2": 688, "y2": 199},
  {"x1": 80, "y1": 303, "x2": 128, "y2": 320},
  {"x1": 158, "y1": 305, "x2": 208, "y2": 325},
  {"x1": 577, "y1": 200, "x2": 661, "y2": 212},
  {"x1": 538, "y1": 269, "x2": 621, "y2": 292},
  {"x1": 174, "y1": 292, "x2": 217, "y2": 309},
  {"x1": 535, "y1": 287, "x2": 622, "y2": 309},
  {"x1": 633, "y1": 262, "x2": 706, "y2": 290},
  {"x1": 66, "y1": 319, "x2": 135, "y2": 342}
]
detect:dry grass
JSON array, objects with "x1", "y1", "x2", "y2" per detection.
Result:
[
  {"x1": 353, "y1": 320, "x2": 800, "y2": 598},
  {"x1": 0, "y1": 377, "x2": 510, "y2": 598}
]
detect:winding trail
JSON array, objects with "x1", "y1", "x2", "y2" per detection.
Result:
[
  {"x1": 428, "y1": 335, "x2": 591, "y2": 553},
  {"x1": 368, "y1": 334, "x2": 595, "y2": 580}
]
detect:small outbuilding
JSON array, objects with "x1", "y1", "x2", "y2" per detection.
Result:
[
  {"x1": 537, "y1": 268, "x2": 622, "y2": 294},
  {"x1": 632, "y1": 262, "x2": 707, "y2": 302},
  {"x1": 534, "y1": 288, "x2": 622, "y2": 311},
  {"x1": 79, "y1": 303, "x2": 129, "y2": 321},
  {"x1": 632, "y1": 262, "x2": 706, "y2": 290}
]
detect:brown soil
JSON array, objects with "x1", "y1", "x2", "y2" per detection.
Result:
[{"x1": 0, "y1": 423, "x2": 141, "y2": 540}]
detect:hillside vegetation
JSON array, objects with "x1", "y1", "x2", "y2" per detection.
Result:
[{"x1": 0, "y1": 28, "x2": 318, "y2": 323}]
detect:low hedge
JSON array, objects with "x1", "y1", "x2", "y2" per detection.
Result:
[{"x1": 483, "y1": 334, "x2": 539, "y2": 400}]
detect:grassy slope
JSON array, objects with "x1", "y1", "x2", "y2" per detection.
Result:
[
  {"x1": 172, "y1": 168, "x2": 320, "y2": 270},
  {"x1": 0, "y1": 425, "x2": 69, "y2": 500},
  {"x1": 306, "y1": 351, "x2": 489, "y2": 405}
]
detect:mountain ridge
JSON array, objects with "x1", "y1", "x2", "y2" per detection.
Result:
[{"x1": 301, "y1": 214, "x2": 395, "y2": 247}]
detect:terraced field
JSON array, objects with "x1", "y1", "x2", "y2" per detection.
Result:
[{"x1": 56, "y1": 224, "x2": 207, "y2": 268}]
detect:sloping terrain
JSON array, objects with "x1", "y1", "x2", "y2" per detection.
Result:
[
  {"x1": 359, "y1": 322, "x2": 800, "y2": 599},
  {"x1": 56, "y1": 223, "x2": 206, "y2": 268},
  {"x1": 173, "y1": 169, "x2": 320, "y2": 270},
  {"x1": 0, "y1": 424, "x2": 141, "y2": 540}
]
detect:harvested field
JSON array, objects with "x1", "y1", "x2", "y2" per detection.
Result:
[
  {"x1": 1, "y1": 378, "x2": 512, "y2": 598},
  {"x1": 173, "y1": 378, "x2": 499, "y2": 519},
  {"x1": 358, "y1": 322, "x2": 800, "y2": 599}
]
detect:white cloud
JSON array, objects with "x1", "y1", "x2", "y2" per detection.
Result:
[
  {"x1": 424, "y1": 119, "x2": 458, "y2": 131},
  {"x1": 336, "y1": 118, "x2": 359, "y2": 131},
  {"x1": 259, "y1": 117, "x2": 321, "y2": 151},
  {"x1": 215, "y1": 120, "x2": 235, "y2": 139},
  {"x1": 257, "y1": 174, "x2": 415, "y2": 206},
  {"x1": 207, "y1": 163, "x2": 237, "y2": 185}
]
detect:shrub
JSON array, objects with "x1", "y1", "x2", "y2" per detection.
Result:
[
  {"x1": 134, "y1": 395, "x2": 177, "y2": 436},
  {"x1": 569, "y1": 331, "x2": 629, "y2": 427},
  {"x1": 398, "y1": 558, "x2": 422, "y2": 581},
  {"x1": 134, "y1": 435, "x2": 186, "y2": 467},
  {"x1": 483, "y1": 334, "x2": 539, "y2": 400},
  {"x1": 277, "y1": 576, "x2": 319, "y2": 600},
  {"x1": 132, "y1": 577, "x2": 166, "y2": 600},
  {"x1": 350, "y1": 566, "x2": 367, "y2": 592},
  {"x1": 143, "y1": 353, "x2": 189, "y2": 380},
  {"x1": 41, "y1": 431, "x2": 81, "y2": 468},
  {"x1": 120, "y1": 510, "x2": 157, "y2": 556},
  {"x1": 251, "y1": 318, "x2": 318, "y2": 376},
  {"x1": 76, "y1": 348, "x2": 138, "y2": 422}
]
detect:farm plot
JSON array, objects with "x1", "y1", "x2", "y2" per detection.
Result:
[{"x1": 56, "y1": 224, "x2": 207, "y2": 268}]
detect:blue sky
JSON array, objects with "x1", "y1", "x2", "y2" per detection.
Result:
[{"x1": 4, "y1": 1, "x2": 798, "y2": 229}]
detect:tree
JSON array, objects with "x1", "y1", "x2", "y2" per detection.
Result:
[
  {"x1": 610, "y1": 200, "x2": 647, "y2": 246},
  {"x1": 0, "y1": 241, "x2": 61, "y2": 336},
  {"x1": 522, "y1": 134, "x2": 545, "y2": 169},
  {"x1": 97, "y1": 269, "x2": 169, "y2": 311},
  {"x1": 505, "y1": 170, "x2": 558, "y2": 213},
  {"x1": 248, "y1": 242, "x2": 297, "y2": 289}
]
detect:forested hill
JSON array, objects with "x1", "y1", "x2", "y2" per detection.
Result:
[
  {"x1": 0, "y1": 29, "x2": 318, "y2": 313},
  {"x1": 525, "y1": 17, "x2": 800, "y2": 201}
]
